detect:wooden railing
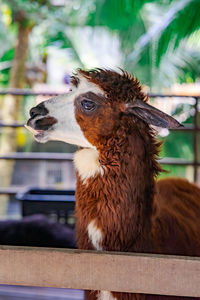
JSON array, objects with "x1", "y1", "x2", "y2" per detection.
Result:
[{"x1": 0, "y1": 246, "x2": 199, "y2": 297}]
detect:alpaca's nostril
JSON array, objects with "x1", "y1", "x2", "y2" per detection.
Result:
[
  {"x1": 30, "y1": 107, "x2": 40, "y2": 118},
  {"x1": 29, "y1": 103, "x2": 49, "y2": 119}
]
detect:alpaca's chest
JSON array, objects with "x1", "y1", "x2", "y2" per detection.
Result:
[
  {"x1": 75, "y1": 184, "x2": 139, "y2": 252},
  {"x1": 74, "y1": 147, "x2": 143, "y2": 252},
  {"x1": 75, "y1": 199, "x2": 137, "y2": 252},
  {"x1": 76, "y1": 206, "x2": 115, "y2": 251}
]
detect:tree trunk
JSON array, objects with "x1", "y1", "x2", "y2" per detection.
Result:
[{"x1": 0, "y1": 23, "x2": 32, "y2": 215}]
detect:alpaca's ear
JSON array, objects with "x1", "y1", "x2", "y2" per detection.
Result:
[{"x1": 125, "y1": 99, "x2": 183, "y2": 129}]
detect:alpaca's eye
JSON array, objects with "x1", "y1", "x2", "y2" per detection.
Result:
[{"x1": 81, "y1": 100, "x2": 96, "y2": 111}]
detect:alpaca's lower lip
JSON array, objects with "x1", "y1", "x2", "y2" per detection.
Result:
[
  {"x1": 24, "y1": 124, "x2": 44, "y2": 135},
  {"x1": 25, "y1": 124, "x2": 49, "y2": 143},
  {"x1": 25, "y1": 122, "x2": 51, "y2": 144},
  {"x1": 35, "y1": 131, "x2": 44, "y2": 138}
]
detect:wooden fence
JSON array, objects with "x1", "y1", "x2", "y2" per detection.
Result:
[{"x1": 0, "y1": 246, "x2": 199, "y2": 297}]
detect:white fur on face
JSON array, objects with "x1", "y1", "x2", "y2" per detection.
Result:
[
  {"x1": 97, "y1": 291, "x2": 117, "y2": 300},
  {"x1": 31, "y1": 75, "x2": 104, "y2": 148},
  {"x1": 74, "y1": 148, "x2": 104, "y2": 183},
  {"x1": 87, "y1": 220, "x2": 103, "y2": 251}
]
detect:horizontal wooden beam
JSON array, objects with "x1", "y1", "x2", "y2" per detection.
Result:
[{"x1": 0, "y1": 246, "x2": 199, "y2": 297}]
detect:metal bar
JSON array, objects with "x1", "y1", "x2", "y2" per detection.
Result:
[
  {"x1": 159, "y1": 158, "x2": 200, "y2": 166},
  {"x1": 0, "y1": 123, "x2": 25, "y2": 128},
  {"x1": 0, "y1": 246, "x2": 200, "y2": 297},
  {"x1": 0, "y1": 187, "x2": 25, "y2": 195},
  {"x1": 158, "y1": 125, "x2": 196, "y2": 132},
  {"x1": 0, "y1": 125, "x2": 195, "y2": 131},
  {"x1": 149, "y1": 94, "x2": 198, "y2": 98},
  {"x1": 0, "y1": 89, "x2": 61, "y2": 96},
  {"x1": 0, "y1": 152, "x2": 74, "y2": 161},
  {"x1": 0, "y1": 89, "x2": 198, "y2": 98},
  {"x1": 0, "y1": 152, "x2": 198, "y2": 166},
  {"x1": 0, "y1": 124, "x2": 195, "y2": 130}
]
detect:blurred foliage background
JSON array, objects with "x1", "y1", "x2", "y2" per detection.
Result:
[
  {"x1": 0, "y1": 0, "x2": 200, "y2": 201},
  {"x1": 1, "y1": 0, "x2": 200, "y2": 88},
  {"x1": 2, "y1": 0, "x2": 200, "y2": 87}
]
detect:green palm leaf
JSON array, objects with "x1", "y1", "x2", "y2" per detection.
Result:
[{"x1": 127, "y1": 0, "x2": 200, "y2": 66}]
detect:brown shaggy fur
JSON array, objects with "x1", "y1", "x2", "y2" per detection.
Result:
[{"x1": 74, "y1": 69, "x2": 200, "y2": 300}]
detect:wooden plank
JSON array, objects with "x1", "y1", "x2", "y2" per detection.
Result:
[{"x1": 0, "y1": 246, "x2": 199, "y2": 297}]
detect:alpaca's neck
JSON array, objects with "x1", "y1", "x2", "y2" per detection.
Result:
[{"x1": 74, "y1": 130, "x2": 159, "y2": 252}]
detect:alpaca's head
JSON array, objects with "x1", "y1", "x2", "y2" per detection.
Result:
[{"x1": 26, "y1": 69, "x2": 181, "y2": 148}]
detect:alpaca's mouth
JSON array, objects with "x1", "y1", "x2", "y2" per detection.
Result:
[
  {"x1": 34, "y1": 116, "x2": 57, "y2": 131},
  {"x1": 25, "y1": 116, "x2": 57, "y2": 142},
  {"x1": 25, "y1": 124, "x2": 45, "y2": 139}
]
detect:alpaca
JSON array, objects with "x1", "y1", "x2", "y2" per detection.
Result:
[{"x1": 26, "y1": 69, "x2": 200, "y2": 300}]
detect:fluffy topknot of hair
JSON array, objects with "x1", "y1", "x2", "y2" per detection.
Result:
[{"x1": 77, "y1": 68, "x2": 148, "y2": 104}]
